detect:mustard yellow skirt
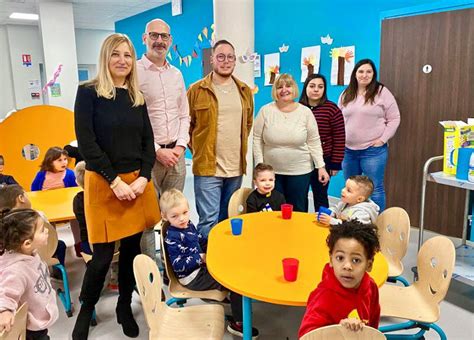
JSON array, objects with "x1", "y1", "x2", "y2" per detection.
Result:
[{"x1": 84, "y1": 170, "x2": 160, "y2": 243}]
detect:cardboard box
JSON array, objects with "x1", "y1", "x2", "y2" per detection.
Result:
[{"x1": 440, "y1": 121, "x2": 473, "y2": 175}]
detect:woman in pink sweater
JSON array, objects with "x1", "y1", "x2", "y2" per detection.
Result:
[{"x1": 339, "y1": 59, "x2": 400, "y2": 211}]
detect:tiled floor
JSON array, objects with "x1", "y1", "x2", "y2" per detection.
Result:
[{"x1": 50, "y1": 168, "x2": 474, "y2": 339}]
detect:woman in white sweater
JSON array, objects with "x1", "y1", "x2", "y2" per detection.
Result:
[{"x1": 253, "y1": 74, "x2": 329, "y2": 212}]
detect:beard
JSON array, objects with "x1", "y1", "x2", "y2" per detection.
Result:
[{"x1": 213, "y1": 66, "x2": 234, "y2": 79}]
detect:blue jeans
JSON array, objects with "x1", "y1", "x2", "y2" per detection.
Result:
[
  {"x1": 275, "y1": 172, "x2": 312, "y2": 212},
  {"x1": 194, "y1": 175, "x2": 243, "y2": 237},
  {"x1": 342, "y1": 145, "x2": 388, "y2": 211}
]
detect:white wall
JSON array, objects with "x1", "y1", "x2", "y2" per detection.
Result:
[
  {"x1": 76, "y1": 28, "x2": 112, "y2": 65},
  {"x1": 6, "y1": 25, "x2": 44, "y2": 112},
  {"x1": 0, "y1": 25, "x2": 113, "y2": 119},
  {"x1": 0, "y1": 26, "x2": 16, "y2": 120}
]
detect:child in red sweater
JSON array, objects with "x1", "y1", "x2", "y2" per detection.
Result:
[{"x1": 299, "y1": 220, "x2": 381, "y2": 337}]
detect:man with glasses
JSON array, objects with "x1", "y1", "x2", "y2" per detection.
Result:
[
  {"x1": 137, "y1": 19, "x2": 190, "y2": 259},
  {"x1": 187, "y1": 40, "x2": 254, "y2": 236}
]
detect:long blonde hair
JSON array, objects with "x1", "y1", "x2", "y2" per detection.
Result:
[{"x1": 85, "y1": 33, "x2": 144, "y2": 107}]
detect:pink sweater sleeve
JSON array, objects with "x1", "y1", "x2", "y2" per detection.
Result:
[{"x1": 379, "y1": 87, "x2": 400, "y2": 143}]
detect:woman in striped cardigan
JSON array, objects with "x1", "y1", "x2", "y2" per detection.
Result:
[{"x1": 300, "y1": 74, "x2": 346, "y2": 212}]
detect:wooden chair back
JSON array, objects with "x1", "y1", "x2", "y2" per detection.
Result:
[
  {"x1": 376, "y1": 207, "x2": 410, "y2": 277},
  {"x1": 228, "y1": 187, "x2": 253, "y2": 217},
  {"x1": 299, "y1": 324, "x2": 386, "y2": 340},
  {"x1": 133, "y1": 254, "x2": 164, "y2": 332},
  {"x1": 415, "y1": 236, "x2": 455, "y2": 305},
  {"x1": 160, "y1": 222, "x2": 227, "y2": 301},
  {"x1": 36, "y1": 221, "x2": 59, "y2": 266},
  {"x1": 0, "y1": 303, "x2": 28, "y2": 340}
]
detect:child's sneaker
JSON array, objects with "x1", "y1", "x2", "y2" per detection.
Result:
[{"x1": 227, "y1": 320, "x2": 259, "y2": 339}]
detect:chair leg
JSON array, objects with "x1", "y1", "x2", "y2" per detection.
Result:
[
  {"x1": 387, "y1": 275, "x2": 410, "y2": 287},
  {"x1": 380, "y1": 321, "x2": 428, "y2": 339},
  {"x1": 165, "y1": 297, "x2": 188, "y2": 307},
  {"x1": 53, "y1": 264, "x2": 73, "y2": 317},
  {"x1": 424, "y1": 322, "x2": 447, "y2": 340}
]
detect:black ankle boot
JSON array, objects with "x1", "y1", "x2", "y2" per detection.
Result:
[
  {"x1": 116, "y1": 303, "x2": 139, "y2": 338},
  {"x1": 72, "y1": 306, "x2": 94, "y2": 340}
]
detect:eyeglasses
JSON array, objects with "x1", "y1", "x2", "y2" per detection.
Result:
[
  {"x1": 148, "y1": 32, "x2": 171, "y2": 41},
  {"x1": 215, "y1": 53, "x2": 236, "y2": 62}
]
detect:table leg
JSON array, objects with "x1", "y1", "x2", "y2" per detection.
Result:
[{"x1": 243, "y1": 296, "x2": 253, "y2": 340}]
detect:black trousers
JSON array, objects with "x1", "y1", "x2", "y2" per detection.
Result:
[
  {"x1": 185, "y1": 266, "x2": 243, "y2": 322},
  {"x1": 26, "y1": 329, "x2": 49, "y2": 340},
  {"x1": 79, "y1": 232, "x2": 142, "y2": 308},
  {"x1": 310, "y1": 168, "x2": 331, "y2": 212}
]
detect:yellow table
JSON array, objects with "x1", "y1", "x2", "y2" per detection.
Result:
[
  {"x1": 207, "y1": 211, "x2": 388, "y2": 340},
  {"x1": 26, "y1": 187, "x2": 82, "y2": 223}
]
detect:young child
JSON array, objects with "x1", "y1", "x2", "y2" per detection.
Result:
[
  {"x1": 161, "y1": 189, "x2": 259, "y2": 339},
  {"x1": 0, "y1": 155, "x2": 19, "y2": 186},
  {"x1": 31, "y1": 147, "x2": 77, "y2": 191},
  {"x1": 298, "y1": 220, "x2": 381, "y2": 337},
  {"x1": 319, "y1": 175, "x2": 379, "y2": 225},
  {"x1": 246, "y1": 163, "x2": 286, "y2": 213},
  {"x1": 0, "y1": 209, "x2": 59, "y2": 339},
  {"x1": 0, "y1": 185, "x2": 67, "y2": 270}
]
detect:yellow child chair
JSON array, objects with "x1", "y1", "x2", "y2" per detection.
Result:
[
  {"x1": 299, "y1": 324, "x2": 386, "y2": 340},
  {"x1": 228, "y1": 187, "x2": 253, "y2": 217},
  {"x1": 160, "y1": 222, "x2": 228, "y2": 306},
  {"x1": 379, "y1": 236, "x2": 455, "y2": 339},
  {"x1": 376, "y1": 207, "x2": 411, "y2": 286},
  {"x1": 36, "y1": 222, "x2": 73, "y2": 317},
  {"x1": 0, "y1": 303, "x2": 28, "y2": 340},
  {"x1": 133, "y1": 254, "x2": 225, "y2": 340}
]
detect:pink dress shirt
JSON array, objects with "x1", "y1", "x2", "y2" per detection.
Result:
[
  {"x1": 339, "y1": 87, "x2": 400, "y2": 150},
  {"x1": 137, "y1": 55, "x2": 190, "y2": 150}
]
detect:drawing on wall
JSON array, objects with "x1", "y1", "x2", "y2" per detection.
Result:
[
  {"x1": 22, "y1": 54, "x2": 32, "y2": 67},
  {"x1": 254, "y1": 54, "x2": 261, "y2": 78},
  {"x1": 330, "y1": 46, "x2": 355, "y2": 86},
  {"x1": 50, "y1": 83, "x2": 61, "y2": 97},
  {"x1": 321, "y1": 34, "x2": 333, "y2": 45},
  {"x1": 300, "y1": 46, "x2": 321, "y2": 82},
  {"x1": 264, "y1": 53, "x2": 280, "y2": 86}
]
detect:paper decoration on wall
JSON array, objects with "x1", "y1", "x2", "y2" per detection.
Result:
[
  {"x1": 42, "y1": 64, "x2": 62, "y2": 93},
  {"x1": 240, "y1": 50, "x2": 258, "y2": 63},
  {"x1": 50, "y1": 83, "x2": 62, "y2": 97},
  {"x1": 251, "y1": 85, "x2": 259, "y2": 94},
  {"x1": 321, "y1": 34, "x2": 333, "y2": 45},
  {"x1": 254, "y1": 54, "x2": 261, "y2": 78},
  {"x1": 168, "y1": 25, "x2": 214, "y2": 67},
  {"x1": 300, "y1": 46, "x2": 321, "y2": 82},
  {"x1": 279, "y1": 44, "x2": 289, "y2": 53},
  {"x1": 330, "y1": 46, "x2": 355, "y2": 85},
  {"x1": 264, "y1": 53, "x2": 280, "y2": 86}
]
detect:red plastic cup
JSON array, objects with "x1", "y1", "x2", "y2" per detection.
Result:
[
  {"x1": 282, "y1": 258, "x2": 299, "y2": 282},
  {"x1": 281, "y1": 204, "x2": 293, "y2": 219}
]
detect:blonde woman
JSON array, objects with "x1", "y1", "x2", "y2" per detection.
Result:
[
  {"x1": 253, "y1": 74, "x2": 329, "y2": 212},
  {"x1": 72, "y1": 33, "x2": 160, "y2": 339}
]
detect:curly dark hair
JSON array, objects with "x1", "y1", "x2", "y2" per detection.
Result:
[
  {"x1": 0, "y1": 208, "x2": 40, "y2": 255},
  {"x1": 326, "y1": 220, "x2": 380, "y2": 261}
]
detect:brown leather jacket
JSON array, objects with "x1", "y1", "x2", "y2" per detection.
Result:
[{"x1": 187, "y1": 72, "x2": 254, "y2": 176}]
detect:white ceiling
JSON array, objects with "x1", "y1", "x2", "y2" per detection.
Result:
[{"x1": 0, "y1": 0, "x2": 170, "y2": 30}]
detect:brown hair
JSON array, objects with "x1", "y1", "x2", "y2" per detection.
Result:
[
  {"x1": 40, "y1": 147, "x2": 68, "y2": 172},
  {"x1": 212, "y1": 39, "x2": 235, "y2": 52},
  {"x1": 0, "y1": 209, "x2": 40, "y2": 255},
  {"x1": 0, "y1": 184, "x2": 25, "y2": 211},
  {"x1": 340, "y1": 59, "x2": 384, "y2": 107},
  {"x1": 327, "y1": 220, "x2": 380, "y2": 261},
  {"x1": 299, "y1": 74, "x2": 328, "y2": 106},
  {"x1": 253, "y1": 163, "x2": 275, "y2": 180},
  {"x1": 349, "y1": 175, "x2": 374, "y2": 199}
]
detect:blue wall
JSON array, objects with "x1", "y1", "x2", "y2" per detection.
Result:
[{"x1": 115, "y1": 0, "x2": 213, "y2": 87}]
